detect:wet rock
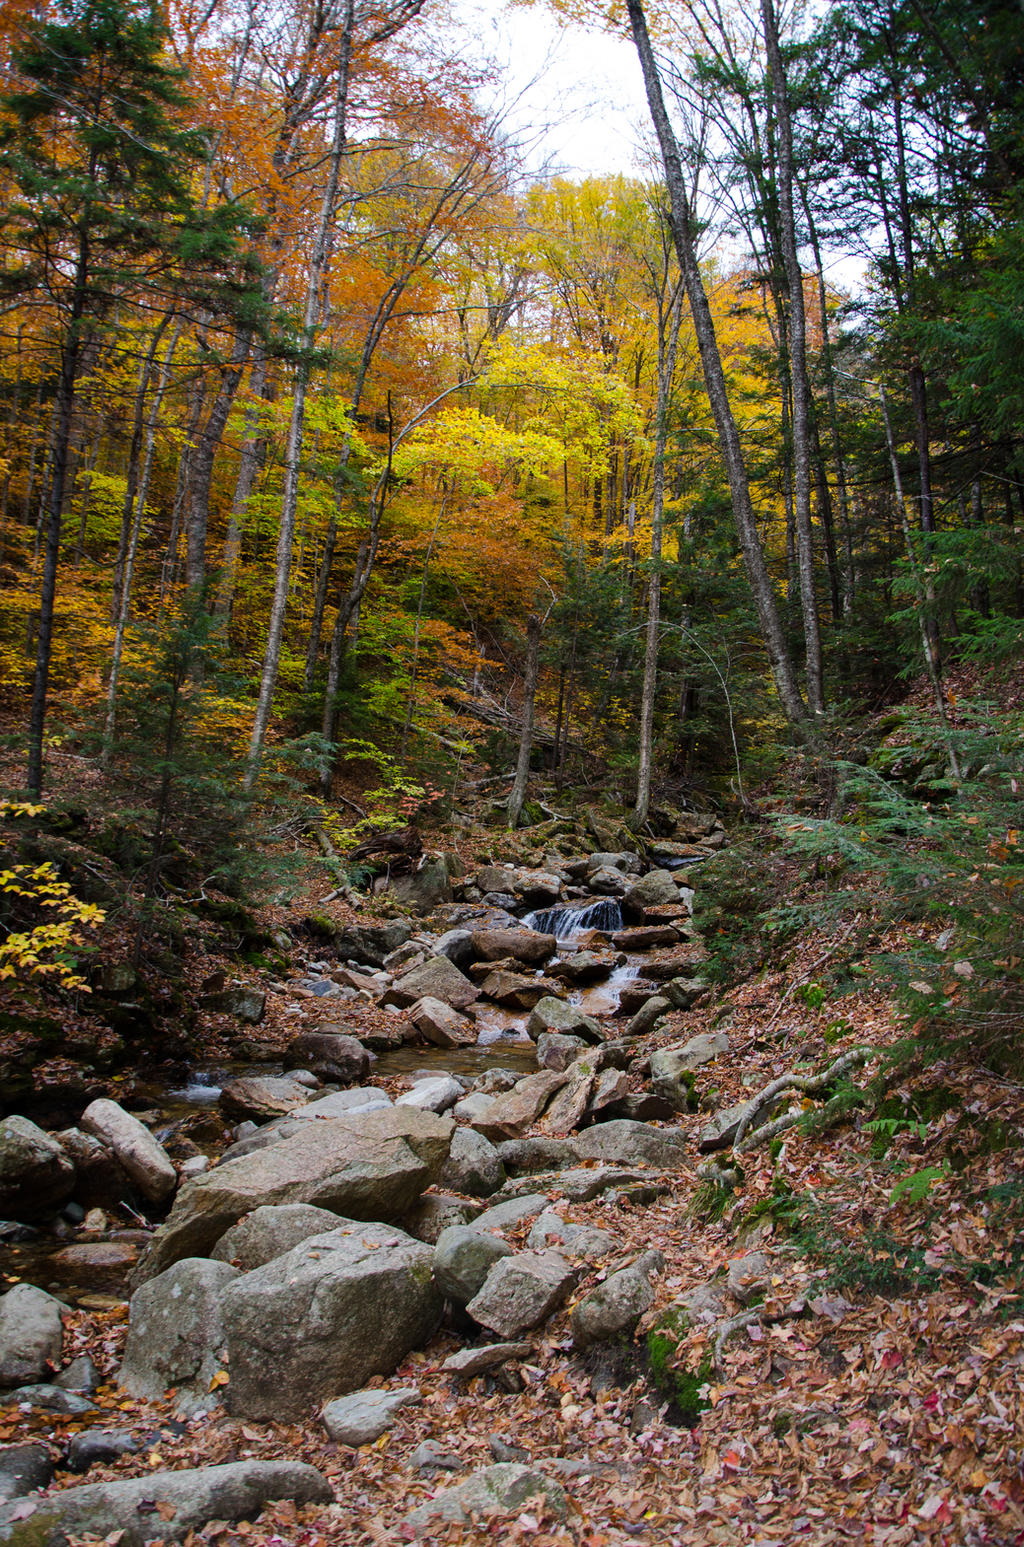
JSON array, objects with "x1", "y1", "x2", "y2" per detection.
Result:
[
  {"x1": 217, "y1": 1076, "x2": 313, "y2": 1123},
  {"x1": 408, "y1": 997, "x2": 476, "y2": 1048},
  {"x1": 401, "y1": 1193, "x2": 483, "y2": 1244},
  {"x1": 0, "y1": 1286, "x2": 64, "y2": 1389},
  {"x1": 0, "y1": 1460, "x2": 332, "y2": 1546},
  {"x1": 119, "y1": 1259, "x2": 240, "y2": 1416},
  {"x1": 433, "y1": 1225, "x2": 512, "y2": 1302},
  {"x1": 66, "y1": 1430, "x2": 138, "y2": 1473},
  {"x1": 284, "y1": 1032, "x2": 372, "y2": 1084},
  {"x1": 570, "y1": 1253, "x2": 663, "y2": 1348},
  {"x1": 381, "y1": 956, "x2": 479, "y2": 1013},
  {"x1": 0, "y1": 1117, "x2": 75, "y2": 1221},
  {"x1": 471, "y1": 1072, "x2": 567, "y2": 1141},
  {"x1": 622, "y1": 870, "x2": 680, "y2": 918},
  {"x1": 0, "y1": 1443, "x2": 53, "y2": 1502},
  {"x1": 51, "y1": 1242, "x2": 138, "y2": 1283},
  {"x1": 132, "y1": 1108, "x2": 452, "y2": 1283},
  {"x1": 441, "y1": 1341, "x2": 532, "y2": 1377},
  {"x1": 525, "y1": 997, "x2": 602, "y2": 1043},
  {"x1": 80, "y1": 1100, "x2": 176, "y2": 1205},
  {"x1": 470, "y1": 930, "x2": 557, "y2": 966},
  {"x1": 535, "y1": 1033, "x2": 586, "y2": 1072},
  {"x1": 402, "y1": 1462, "x2": 566, "y2": 1537},
  {"x1": 321, "y1": 1386, "x2": 421, "y2": 1445},
  {"x1": 466, "y1": 1251, "x2": 576, "y2": 1336},
  {"x1": 571, "y1": 1120, "x2": 686, "y2": 1169},
  {"x1": 548, "y1": 951, "x2": 614, "y2": 985},
  {"x1": 200, "y1": 986, "x2": 266, "y2": 1023},
  {"x1": 220, "y1": 1223, "x2": 442, "y2": 1420},
  {"x1": 210, "y1": 1204, "x2": 344, "y2": 1271},
  {"x1": 440, "y1": 1128, "x2": 505, "y2": 1198},
  {"x1": 396, "y1": 1076, "x2": 463, "y2": 1115}
]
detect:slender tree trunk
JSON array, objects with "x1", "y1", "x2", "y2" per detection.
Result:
[
  {"x1": 400, "y1": 490, "x2": 447, "y2": 758},
  {"x1": 763, "y1": 0, "x2": 824, "y2": 715},
  {"x1": 246, "y1": 1, "x2": 355, "y2": 788},
  {"x1": 110, "y1": 311, "x2": 174, "y2": 619},
  {"x1": 185, "y1": 328, "x2": 251, "y2": 592},
  {"x1": 214, "y1": 350, "x2": 268, "y2": 619},
  {"x1": 626, "y1": 0, "x2": 806, "y2": 727},
  {"x1": 507, "y1": 611, "x2": 543, "y2": 828}
]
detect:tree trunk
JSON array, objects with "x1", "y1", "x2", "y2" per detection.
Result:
[
  {"x1": 507, "y1": 611, "x2": 543, "y2": 829},
  {"x1": 185, "y1": 327, "x2": 251, "y2": 592},
  {"x1": 626, "y1": 0, "x2": 806, "y2": 728}
]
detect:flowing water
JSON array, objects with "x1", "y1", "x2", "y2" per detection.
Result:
[{"x1": 523, "y1": 898, "x2": 624, "y2": 936}]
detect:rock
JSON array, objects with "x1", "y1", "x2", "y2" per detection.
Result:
[
  {"x1": 611, "y1": 925, "x2": 680, "y2": 951},
  {"x1": 66, "y1": 1430, "x2": 138, "y2": 1473},
  {"x1": 604, "y1": 1093, "x2": 677, "y2": 1122},
  {"x1": 392, "y1": 854, "x2": 453, "y2": 913},
  {"x1": 179, "y1": 1156, "x2": 210, "y2": 1180},
  {"x1": 210, "y1": 1204, "x2": 344, "y2": 1271},
  {"x1": 0, "y1": 1286, "x2": 64, "y2": 1389},
  {"x1": 92, "y1": 963, "x2": 137, "y2": 995},
  {"x1": 661, "y1": 976, "x2": 709, "y2": 1010},
  {"x1": 537, "y1": 1063, "x2": 596, "y2": 1137},
  {"x1": 496, "y1": 1137, "x2": 576, "y2": 1174},
  {"x1": 0, "y1": 1460, "x2": 332, "y2": 1546},
  {"x1": 535, "y1": 1033, "x2": 586, "y2": 1072},
  {"x1": 471, "y1": 1072, "x2": 567, "y2": 1141},
  {"x1": 50, "y1": 1242, "x2": 138, "y2": 1282},
  {"x1": 472, "y1": 1068, "x2": 521, "y2": 1094},
  {"x1": 442, "y1": 1340, "x2": 533, "y2": 1377},
  {"x1": 666, "y1": 1031, "x2": 729, "y2": 1071},
  {"x1": 433, "y1": 1226, "x2": 512, "y2": 1302},
  {"x1": 512, "y1": 871, "x2": 562, "y2": 907},
  {"x1": 284, "y1": 1032, "x2": 371, "y2": 1084},
  {"x1": 132, "y1": 1108, "x2": 453, "y2": 1283},
  {"x1": 321, "y1": 1386, "x2": 421, "y2": 1445},
  {"x1": 469, "y1": 1194, "x2": 551, "y2": 1235},
  {"x1": 488, "y1": 1436, "x2": 530, "y2": 1463},
  {"x1": 408, "y1": 997, "x2": 476, "y2": 1048},
  {"x1": 219, "y1": 1223, "x2": 442, "y2": 1420},
  {"x1": 440, "y1": 1128, "x2": 505, "y2": 1198},
  {"x1": 217, "y1": 1076, "x2": 313, "y2": 1123},
  {"x1": 287, "y1": 1089, "x2": 391, "y2": 1122},
  {"x1": 54, "y1": 1129, "x2": 130, "y2": 1212},
  {"x1": 465, "y1": 1251, "x2": 576, "y2": 1336},
  {"x1": 504, "y1": 1165, "x2": 648, "y2": 1203},
  {"x1": 676, "y1": 1279, "x2": 730, "y2": 1322},
  {"x1": 381, "y1": 956, "x2": 479, "y2": 1012},
  {"x1": 624, "y1": 995, "x2": 671, "y2": 1037},
  {"x1": 527, "y1": 1211, "x2": 616, "y2": 1260},
  {"x1": 200, "y1": 986, "x2": 266, "y2": 1022},
  {"x1": 401, "y1": 1193, "x2": 482, "y2": 1244},
  {"x1": 622, "y1": 869, "x2": 680, "y2": 917},
  {"x1": 452, "y1": 1091, "x2": 496, "y2": 1124},
  {"x1": 53, "y1": 1355, "x2": 98, "y2": 1395},
  {"x1": 470, "y1": 930, "x2": 557, "y2": 965},
  {"x1": 548, "y1": 951, "x2": 614, "y2": 984},
  {"x1": 587, "y1": 866, "x2": 629, "y2": 895},
  {"x1": 649, "y1": 1037, "x2": 727, "y2": 1110},
  {"x1": 409, "y1": 1439, "x2": 462, "y2": 1474},
  {"x1": 433, "y1": 929, "x2": 475, "y2": 970},
  {"x1": 0, "y1": 1444, "x2": 53, "y2": 1503},
  {"x1": 526, "y1": 998, "x2": 602, "y2": 1043},
  {"x1": 698, "y1": 1099, "x2": 764, "y2": 1153},
  {"x1": 571, "y1": 1120, "x2": 686, "y2": 1169},
  {"x1": 5, "y1": 1385, "x2": 94, "y2": 1414},
  {"x1": 396, "y1": 1076, "x2": 463, "y2": 1114},
  {"x1": 402, "y1": 1463, "x2": 565, "y2": 1537},
  {"x1": 474, "y1": 865, "x2": 519, "y2": 895},
  {"x1": 570, "y1": 1255, "x2": 662, "y2": 1348},
  {"x1": 727, "y1": 1250, "x2": 770, "y2": 1306},
  {"x1": 586, "y1": 1068, "x2": 629, "y2": 1116},
  {"x1": 119, "y1": 1258, "x2": 240, "y2": 1416},
  {"x1": 0, "y1": 1117, "x2": 75, "y2": 1221},
  {"x1": 477, "y1": 970, "x2": 560, "y2": 1010},
  {"x1": 336, "y1": 921, "x2": 413, "y2": 967},
  {"x1": 80, "y1": 1100, "x2": 176, "y2": 1205}
]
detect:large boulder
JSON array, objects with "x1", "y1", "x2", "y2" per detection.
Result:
[
  {"x1": 477, "y1": 970, "x2": 560, "y2": 1010},
  {"x1": 474, "y1": 865, "x2": 518, "y2": 896},
  {"x1": 526, "y1": 998, "x2": 602, "y2": 1043},
  {"x1": 131, "y1": 1108, "x2": 453, "y2": 1284},
  {"x1": 440, "y1": 1128, "x2": 505, "y2": 1198},
  {"x1": 649, "y1": 1033, "x2": 729, "y2": 1111},
  {"x1": 465, "y1": 1250, "x2": 576, "y2": 1336},
  {"x1": 80, "y1": 1100, "x2": 176, "y2": 1205},
  {"x1": 512, "y1": 871, "x2": 562, "y2": 907},
  {"x1": 570, "y1": 1254, "x2": 662, "y2": 1347},
  {"x1": 119, "y1": 1259, "x2": 240, "y2": 1416},
  {"x1": 537, "y1": 1062, "x2": 596, "y2": 1137},
  {"x1": 535, "y1": 1033, "x2": 586, "y2": 1072},
  {"x1": 0, "y1": 1117, "x2": 75, "y2": 1221},
  {"x1": 0, "y1": 1286, "x2": 64, "y2": 1389},
  {"x1": 0, "y1": 1461, "x2": 332, "y2": 1546},
  {"x1": 381, "y1": 956, "x2": 479, "y2": 1012},
  {"x1": 210, "y1": 1204, "x2": 344, "y2": 1271},
  {"x1": 54, "y1": 1129, "x2": 130, "y2": 1212},
  {"x1": 622, "y1": 869, "x2": 680, "y2": 918},
  {"x1": 571, "y1": 1120, "x2": 686, "y2": 1169},
  {"x1": 470, "y1": 930, "x2": 557, "y2": 966},
  {"x1": 217, "y1": 1076, "x2": 313, "y2": 1123},
  {"x1": 391, "y1": 854, "x2": 453, "y2": 913},
  {"x1": 283, "y1": 1032, "x2": 371, "y2": 1084},
  {"x1": 471, "y1": 1072, "x2": 567, "y2": 1142},
  {"x1": 219, "y1": 1223, "x2": 443, "y2": 1420}
]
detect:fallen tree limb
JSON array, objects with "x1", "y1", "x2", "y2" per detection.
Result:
[{"x1": 732, "y1": 1046, "x2": 874, "y2": 1154}]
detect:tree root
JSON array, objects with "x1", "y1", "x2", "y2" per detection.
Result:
[{"x1": 732, "y1": 1047, "x2": 873, "y2": 1154}]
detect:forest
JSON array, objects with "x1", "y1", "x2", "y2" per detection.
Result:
[{"x1": 0, "y1": 0, "x2": 1023, "y2": 1543}]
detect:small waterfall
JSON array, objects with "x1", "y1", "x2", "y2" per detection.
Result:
[{"x1": 524, "y1": 898, "x2": 623, "y2": 938}]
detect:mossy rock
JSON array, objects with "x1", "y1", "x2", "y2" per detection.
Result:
[{"x1": 645, "y1": 1309, "x2": 713, "y2": 1427}]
